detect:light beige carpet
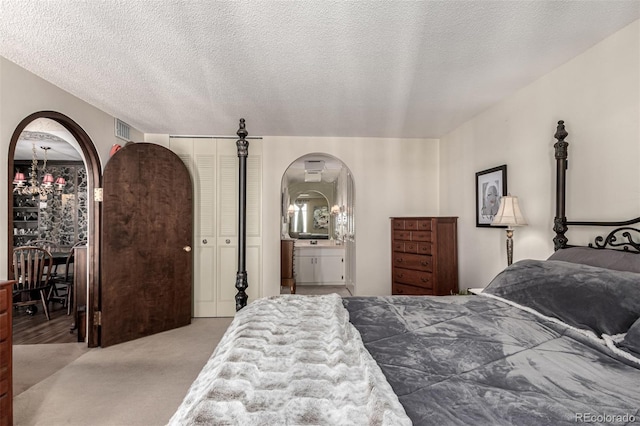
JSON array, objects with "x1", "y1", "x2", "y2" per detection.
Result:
[
  {"x1": 13, "y1": 317, "x2": 233, "y2": 426},
  {"x1": 13, "y1": 343, "x2": 90, "y2": 397}
]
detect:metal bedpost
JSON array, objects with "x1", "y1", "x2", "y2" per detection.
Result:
[
  {"x1": 235, "y1": 118, "x2": 249, "y2": 311},
  {"x1": 553, "y1": 120, "x2": 569, "y2": 251}
]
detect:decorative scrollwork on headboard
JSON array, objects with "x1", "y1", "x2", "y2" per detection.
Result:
[{"x1": 590, "y1": 227, "x2": 640, "y2": 253}]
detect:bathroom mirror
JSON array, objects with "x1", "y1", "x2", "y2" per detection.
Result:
[{"x1": 289, "y1": 190, "x2": 330, "y2": 239}]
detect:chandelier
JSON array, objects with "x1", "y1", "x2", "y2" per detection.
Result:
[{"x1": 13, "y1": 144, "x2": 66, "y2": 198}]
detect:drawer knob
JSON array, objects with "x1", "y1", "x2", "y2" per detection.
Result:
[
  {"x1": 421, "y1": 261, "x2": 428, "y2": 266},
  {"x1": 421, "y1": 277, "x2": 428, "y2": 282},
  {"x1": 398, "y1": 273, "x2": 404, "y2": 278},
  {"x1": 397, "y1": 258, "x2": 403, "y2": 263}
]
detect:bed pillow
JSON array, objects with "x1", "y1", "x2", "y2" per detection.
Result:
[
  {"x1": 620, "y1": 318, "x2": 640, "y2": 355},
  {"x1": 483, "y1": 259, "x2": 640, "y2": 336},
  {"x1": 547, "y1": 246, "x2": 640, "y2": 274}
]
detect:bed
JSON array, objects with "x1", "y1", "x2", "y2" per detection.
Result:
[{"x1": 168, "y1": 120, "x2": 640, "y2": 425}]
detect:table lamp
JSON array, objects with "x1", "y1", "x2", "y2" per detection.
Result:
[{"x1": 491, "y1": 195, "x2": 527, "y2": 265}]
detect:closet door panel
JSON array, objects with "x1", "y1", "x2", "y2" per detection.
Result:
[
  {"x1": 216, "y1": 244, "x2": 237, "y2": 316},
  {"x1": 217, "y1": 155, "x2": 237, "y2": 237},
  {"x1": 194, "y1": 140, "x2": 217, "y2": 242},
  {"x1": 216, "y1": 245, "x2": 261, "y2": 317},
  {"x1": 194, "y1": 245, "x2": 216, "y2": 317},
  {"x1": 194, "y1": 140, "x2": 217, "y2": 316},
  {"x1": 168, "y1": 137, "x2": 262, "y2": 318}
]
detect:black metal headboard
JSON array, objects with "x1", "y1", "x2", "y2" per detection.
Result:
[{"x1": 553, "y1": 120, "x2": 640, "y2": 253}]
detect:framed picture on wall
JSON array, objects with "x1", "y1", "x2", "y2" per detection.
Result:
[{"x1": 475, "y1": 165, "x2": 507, "y2": 227}]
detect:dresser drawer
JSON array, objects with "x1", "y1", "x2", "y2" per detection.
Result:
[
  {"x1": 411, "y1": 231, "x2": 432, "y2": 242},
  {"x1": 393, "y1": 230, "x2": 411, "y2": 241},
  {"x1": 417, "y1": 243, "x2": 432, "y2": 255},
  {"x1": 417, "y1": 220, "x2": 432, "y2": 231},
  {"x1": 392, "y1": 220, "x2": 405, "y2": 230},
  {"x1": 406, "y1": 220, "x2": 433, "y2": 231},
  {"x1": 0, "y1": 286, "x2": 7, "y2": 313},
  {"x1": 393, "y1": 241, "x2": 432, "y2": 255},
  {"x1": 0, "y1": 386, "x2": 8, "y2": 424},
  {"x1": 393, "y1": 252, "x2": 432, "y2": 272},
  {"x1": 393, "y1": 230, "x2": 432, "y2": 242},
  {"x1": 393, "y1": 219, "x2": 433, "y2": 231},
  {"x1": 0, "y1": 340, "x2": 7, "y2": 380},
  {"x1": 0, "y1": 312, "x2": 7, "y2": 342},
  {"x1": 392, "y1": 282, "x2": 433, "y2": 296},
  {"x1": 393, "y1": 268, "x2": 433, "y2": 289}
]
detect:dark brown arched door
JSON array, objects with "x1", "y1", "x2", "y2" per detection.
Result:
[{"x1": 100, "y1": 143, "x2": 192, "y2": 347}]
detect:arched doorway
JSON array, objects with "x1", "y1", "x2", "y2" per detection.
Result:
[
  {"x1": 280, "y1": 153, "x2": 356, "y2": 295},
  {"x1": 8, "y1": 111, "x2": 101, "y2": 347}
]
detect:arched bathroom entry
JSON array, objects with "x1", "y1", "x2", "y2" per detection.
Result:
[
  {"x1": 8, "y1": 111, "x2": 101, "y2": 347},
  {"x1": 280, "y1": 153, "x2": 356, "y2": 295}
]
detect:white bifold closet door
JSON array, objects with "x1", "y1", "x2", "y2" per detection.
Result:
[{"x1": 169, "y1": 137, "x2": 262, "y2": 317}]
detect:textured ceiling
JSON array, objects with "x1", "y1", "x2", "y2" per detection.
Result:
[{"x1": 1, "y1": 1, "x2": 639, "y2": 138}]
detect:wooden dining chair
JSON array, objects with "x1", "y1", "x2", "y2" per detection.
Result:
[
  {"x1": 12, "y1": 246, "x2": 55, "y2": 320},
  {"x1": 50, "y1": 241, "x2": 87, "y2": 315},
  {"x1": 29, "y1": 239, "x2": 61, "y2": 270}
]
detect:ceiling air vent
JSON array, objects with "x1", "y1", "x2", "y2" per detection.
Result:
[
  {"x1": 115, "y1": 118, "x2": 131, "y2": 141},
  {"x1": 304, "y1": 171, "x2": 322, "y2": 182},
  {"x1": 304, "y1": 160, "x2": 324, "y2": 182},
  {"x1": 304, "y1": 160, "x2": 325, "y2": 172}
]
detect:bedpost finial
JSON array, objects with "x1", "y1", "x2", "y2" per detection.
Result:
[
  {"x1": 237, "y1": 118, "x2": 248, "y2": 139},
  {"x1": 554, "y1": 120, "x2": 569, "y2": 160},
  {"x1": 236, "y1": 118, "x2": 249, "y2": 157},
  {"x1": 554, "y1": 120, "x2": 568, "y2": 142}
]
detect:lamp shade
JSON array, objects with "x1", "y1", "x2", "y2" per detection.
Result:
[
  {"x1": 491, "y1": 195, "x2": 527, "y2": 227},
  {"x1": 42, "y1": 173, "x2": 55, "y2": 187},
  {"x1": 54, "y1": 177, "x2": 66, "y2": 190},
  {"x1": 13, "y1": 172, "x2": 26, "y2": 184}
]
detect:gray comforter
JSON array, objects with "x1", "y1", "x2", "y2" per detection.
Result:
[
  {"x1": 344, "y1": 292, "x2": 640, "y2": 425},
  {"x1": 169, "y1": 259, "x2": 640, "y2": 425}
]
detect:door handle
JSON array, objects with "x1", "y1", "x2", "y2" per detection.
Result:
[{"x1": 183, "y1": 246, "x2": 192, "y2": 252}]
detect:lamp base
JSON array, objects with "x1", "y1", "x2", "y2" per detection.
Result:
[{"x1": 505, "y1": 228, "x2": 514, "y2": 266}]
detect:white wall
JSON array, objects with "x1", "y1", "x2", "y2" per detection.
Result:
[
  {"x1": 0, "y1": 56, "x2": 144, "y2": 279},
  {"x1": 439, "y1": 20, "x2": 640, "y2": 290},
  {"x1": 261, "y1": 136, "x2": 440, "y2": 297}
]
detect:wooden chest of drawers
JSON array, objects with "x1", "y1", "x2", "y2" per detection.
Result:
[
  {"x1": 280, "y1": 240, "x2": 296, "y2": 293},
  {"x1": 391, "y1": 217, "x2": 458, "y2": 296},
  {"x1": 0, "y1": 280, "x2": 14, "y2": 426}
]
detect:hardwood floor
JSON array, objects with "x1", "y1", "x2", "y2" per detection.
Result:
[{"x1": 13, "y1": 302, "x2": 79, "y2": 345}]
